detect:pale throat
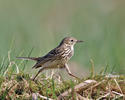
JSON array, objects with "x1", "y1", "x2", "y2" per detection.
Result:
[
  {"x1": 70, "y1": 45, "x2": 74, "y2": 51},
  {"x1": 64, "y1": 43, "x2": 74, "y2": 53}
]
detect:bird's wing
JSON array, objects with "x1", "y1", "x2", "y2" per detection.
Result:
[{"x1": 32, "y1": 47, "x2": 63, "y2": 69}]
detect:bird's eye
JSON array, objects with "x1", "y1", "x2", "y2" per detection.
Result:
[{"x1": 71, "y1": 40, "x2": 73, "y2": 42}]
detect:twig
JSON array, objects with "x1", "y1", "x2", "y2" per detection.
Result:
[
  {"x1": 112, "y1": 91, "x2": 124, "y2": 96},
  {"x1": 32, "y1": 93, "x2": 54, "y2": 100},
  {"x1": 85, "y1": 80, "x2": 105, "y2": 92},
  {"x1": 76, "y1": 93, "x2": 88, "y2": 100},
  {"x1": 97, "y1": 92, "x2": 110, "y2": 100},
  {"x1": 57, "y1": 80, "x2": 96, "y2": 99},
  {"x1": 112, "y1": 91, "x2": 125, "y2": 100}
]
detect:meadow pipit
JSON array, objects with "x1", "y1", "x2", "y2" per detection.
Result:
[{"x1": 17, "y1": 37, "x2": 83, "y2": 80}]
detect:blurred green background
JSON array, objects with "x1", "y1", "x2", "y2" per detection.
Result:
[{"x1": 0, "y1": 0, "x2": 125, "y2": 74}]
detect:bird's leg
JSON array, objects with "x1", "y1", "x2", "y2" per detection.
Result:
[
  {"x1": 32, "y1": 67, "x2": 45, "y2": 81},
  {"x1": 65, "y1": 63, "x2": 79, "y2": 79}
]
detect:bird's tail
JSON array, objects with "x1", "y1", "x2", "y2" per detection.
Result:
[{"x1": 16, "y1": 57, "x2": 39, "y2": 61}]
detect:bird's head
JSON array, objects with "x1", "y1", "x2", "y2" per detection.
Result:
[{"x1": 60, "y1": 37, "x2": 83, "y2": 46}]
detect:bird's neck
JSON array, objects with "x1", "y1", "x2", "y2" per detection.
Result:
[
  {"x1": 58, "y1": 43, "x2": 74, "y2": 51},
  {"x1": 70, "y1": 45, "x2": 74, "y2": 51}
]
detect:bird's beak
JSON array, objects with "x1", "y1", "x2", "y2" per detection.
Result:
[{"x1": 76, "y1": 40, "x2": 84, "y2": 43}]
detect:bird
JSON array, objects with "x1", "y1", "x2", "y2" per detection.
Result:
[{"x1": 17, "y1": 37, "x2": 83, "y2": 81}]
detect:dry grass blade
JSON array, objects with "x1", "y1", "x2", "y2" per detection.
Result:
[
  {"x1": 97, "y1": 92, "x2": 110, "y2": 100},
  {"x1": 37, "y1": 93, "x2": 54, "y2": 100},
  {"x1": 112, "y1": 91, "x2": 124, "y2": 96},
  {"x1": 112, "y1": 91, "x2": 125, "y2": 99},
  {"x1": 113, "y1": 78, "x2": 123, "y2": 95}
]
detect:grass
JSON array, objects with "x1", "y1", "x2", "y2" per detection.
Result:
[
  {"x1": 0, "y1": 70, "x2": 124, "y2": 99},
  {"x1": 0, "y1": 55, "x2": 124, "y2": 100}
]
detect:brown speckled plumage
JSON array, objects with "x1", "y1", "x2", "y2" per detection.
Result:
[{"x1": 17, "y1": 37, "x2": 83, "y2": 80}]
